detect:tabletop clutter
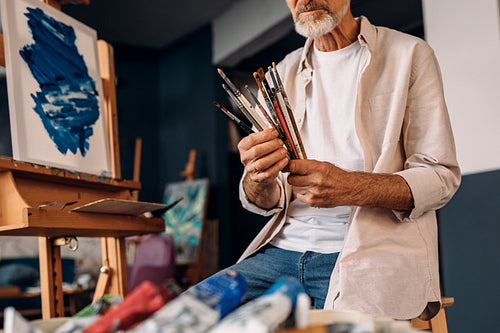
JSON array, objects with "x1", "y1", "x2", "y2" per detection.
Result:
[{"x1": 4, "y1": 270, "x2": 421, "y2": 333}]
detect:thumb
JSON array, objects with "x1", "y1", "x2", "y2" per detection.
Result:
[{"x1": 288, "y1": 159, "x2": 309, "y2": 175}]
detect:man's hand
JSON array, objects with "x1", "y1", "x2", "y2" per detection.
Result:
[
  {"x1": 286, "y1": 159, "x2": 351, "y2": 208},
  {"x1": 238, "y1": 128, "x2": 289, "y2": 209},
  {"x1": 287, "y1": 159, "x2": 414, "y2": 210}
]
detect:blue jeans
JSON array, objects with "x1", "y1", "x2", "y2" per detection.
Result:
[{"x1": 221, "y1": 244, "x2": 339, "y2": 309}]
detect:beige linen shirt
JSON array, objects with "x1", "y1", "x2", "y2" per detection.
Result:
[{"x1": 238, "y1": 16, "x2": 461, "y2": 320}]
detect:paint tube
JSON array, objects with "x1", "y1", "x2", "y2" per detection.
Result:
[
  {"x1": 81, "y1": 279, "x2": 181, "y2": 333},
  {"x1": 295, "y1": 292, "x2": 312, "y2": 328},
  {"x1": 3, "y1": 307, "x2": 44, "y2": 333},
  {"x1": 207, "y1": 277, "x2": 306, "y2": 333},
  {"x1": 53, "y1": 316, "x2": 99, "y2": 333},
  {"x1": 73, "y1": 295, "x2": 122, "y2": 318},
  {"x1": 129, "y1": 270, "x2": 247, "y2": 333}
]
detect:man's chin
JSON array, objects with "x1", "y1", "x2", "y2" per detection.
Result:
[{"x1": 295, "y1": 19, "x2": 336, "y2": 38}]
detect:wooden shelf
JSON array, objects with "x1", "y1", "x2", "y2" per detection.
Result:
[
  {"x1": 0, "y1": 157, "x2": 163, "y2": 238},
  {"x1": 0, "y1": 156, "x2": 140, "y2": 191},
  {"x1": 0, "y1": 210, "x2": 164, "y2": 238}
]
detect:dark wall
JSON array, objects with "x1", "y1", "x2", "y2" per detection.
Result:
[
  {"x1": 438, "y1": 169, "x2": 500, "y2": 332},
  {"x1": 155, "y1": 25, "x2": 249, "y2": 268},
  {"x1": 156, "y1": 26, "x2": 217, "y2": 194},
  {"x1": 152, "y1": 25, "x2": 267, "y2": 267},
  {"x1": 114, "y1": 45, "x2": 160, "y2": 203},
  {"x1": 0, "y1": 78, "x2": 11, "y2": 157}
]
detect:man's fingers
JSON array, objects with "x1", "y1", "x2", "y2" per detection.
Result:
[
  {"x1": 249, "y1": 157, "x2": 289, "y2": 183},
  {"x1": 238, "y1": 128, "x2": 279, "y2": 151},
  {"x1": 287, "y1": 173, "x2": 310, "y2": 187},
  {"x1": 239, "y1": 133, "x2": 284, "y2": 167},
  {"x1": 252, "y1": 147, "x2": 288, "y2": 172},
  {"x1": 246, "y1": 148, "x2": 288, "y2": 175}
]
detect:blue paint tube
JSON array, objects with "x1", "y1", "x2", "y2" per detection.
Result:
[
  {"x1": 129, "y1": 270, "x2": 247, "y2": 333},
  {"x1": 208, "y1": 277, "x2": 307, "y2": 333}
]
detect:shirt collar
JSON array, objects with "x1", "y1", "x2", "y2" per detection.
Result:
[{"x1": 297, "y1": 16, "x2": 376, "y2": 75}]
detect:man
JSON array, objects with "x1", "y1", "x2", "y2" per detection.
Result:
[{"x1": 230, "y1": 0, "x2": 460, "y2": 320}]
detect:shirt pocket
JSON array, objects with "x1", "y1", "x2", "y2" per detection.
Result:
[{"x1": 368, "y1": 92, "x2": 406, "y2": 147}]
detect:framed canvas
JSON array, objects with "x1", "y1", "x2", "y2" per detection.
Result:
[
  {"x1": 162, "y1": 178, "x2": 210, "y2": 265},
  {"x1": 0, "y1": 0, "x2": 112, "y2": 177}
]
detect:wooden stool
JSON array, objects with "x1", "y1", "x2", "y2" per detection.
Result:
[{"x1": 411, "y1": 297, "x2": 454, "y2": 333}]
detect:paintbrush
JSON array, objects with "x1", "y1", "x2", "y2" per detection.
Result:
[
  {"x1": 222, "y1": 83, "x2": 263, "y2": 131},
  {"x1": 213, "y1": 101, "x2": 255, "y2": 134},
  {"x1": 272, "y1": 62, "x2": 306, "y2": 158},
  {"x1": 244, "y1": 85, "x2": 277, "y2": 129},
  {"x1": 257, "y1": 67, "x2": 275, "y2": 103},
  {"x1": 217, "y1": 68, "x2": 269, "y2": 130},
  {"x1": 245, "y1": 81, "x2": 294, "y2": 158},
  {"x1": 271, "y1": 87, "x2": 298, "y2": 159},
  {"x1": 253, "y1": 71, "x2": 279, "y2": 127},
  {"x1": 269, "y1": 66, "x2": 306, "y2": 159}
]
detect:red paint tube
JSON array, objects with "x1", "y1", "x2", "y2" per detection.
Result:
[{"x1": 82, "y1": 279, "x2": 180, "y2": 333}]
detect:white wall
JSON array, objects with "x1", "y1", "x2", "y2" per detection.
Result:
[{"x1": 422, "y1": 0, "x2": 500, "y2": 175}]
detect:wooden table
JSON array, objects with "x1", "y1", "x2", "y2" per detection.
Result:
[
  {"x1": 0, "y1": 285, "x2": 93, "y2": 319},
  {"x1": 0, "y1": 157, "x2": 165, "y2": 318}
]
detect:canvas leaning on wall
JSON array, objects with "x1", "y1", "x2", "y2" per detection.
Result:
[
  {"x1": 162, "y1": 178, "x2": 210, "y2": 265},
  {"x1": 0, "y1": 0, "x2": 112, "y2": 177}
]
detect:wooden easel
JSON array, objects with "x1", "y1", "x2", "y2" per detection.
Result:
[
  {"x1": 0, "y1": 0, "x2": 163, "y2": 319},
  {"x1": 180, "y1": 149, "x2": 197, "y2": 182}
]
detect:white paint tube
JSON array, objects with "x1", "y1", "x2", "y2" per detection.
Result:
[
  {"x1": 294, "y1": 292, "x2": 311, "y2": 328},
  {"x1": 3, "y1": 307, "x2": 44, "y2": 333},
  {"x1": 208, "y1": 277, "x2": 306, "y2": 333},
  {"x1": 129, "y1": 270, "x2": 247, "y2": 333}
]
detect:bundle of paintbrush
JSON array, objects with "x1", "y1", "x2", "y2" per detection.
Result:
[{"x1": 214, "y1": 64, "x2": 307, "y2": 160}]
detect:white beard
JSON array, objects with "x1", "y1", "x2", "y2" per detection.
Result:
[{"x1": 294, "y1": 3, "x2": 349, "y2": 38}]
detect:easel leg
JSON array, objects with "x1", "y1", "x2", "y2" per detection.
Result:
[
  {"x1": 38, "y1": 237, "x2": 65, "y2": 319},
  {"x1": 107, "y1": 237, "x2": 129, "y2": 296},
  {"x1": 93, "y1": 237, "x2": 129, "y2": 302},
  {"x1": 429, "y1": 307, "x2": 449, "y2": 333}
]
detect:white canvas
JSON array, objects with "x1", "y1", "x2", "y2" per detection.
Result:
[{"x1": 0, "y1": 0, "x2": 112, "y2": 177}]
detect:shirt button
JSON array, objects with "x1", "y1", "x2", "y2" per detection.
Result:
[
  {"x1": 297, "y1": 119, "x2": 302, "y2": 124},
  {"x1": 302, "y1": 77, "x2": 308, "y2": 83}
]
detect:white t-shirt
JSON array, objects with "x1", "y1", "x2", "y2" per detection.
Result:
[{"x1": 271, "y1": 40, "x2": 365, "y2": 253}]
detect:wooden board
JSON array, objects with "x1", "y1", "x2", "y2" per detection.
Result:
[
  {"x1": 0, "y1": 156, "x2": 140, "y2": 191},
  {"x1": 0, "y1": 34, "x2": 5, "y2": 67},
  {"x1": 0, "y1": 211, "x2": 165, "y2": 237},
  {"x1": 98, "y1": 40, "x2": 121, "y2": 179},
  {"x1": 71, "y1": 198, "x2": 168, "y2": 216}
]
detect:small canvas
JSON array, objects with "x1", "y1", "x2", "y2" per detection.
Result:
[
  {"x1": 162, "y1": 178, "x2": 209, "y2": 265},
  {"x1": 0, "y1": 0, "x2": 112, "y2": 177}
]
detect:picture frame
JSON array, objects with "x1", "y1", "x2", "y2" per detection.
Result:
[{"x1": 0, "y1": 0, "x2": 112, "y2": 177}]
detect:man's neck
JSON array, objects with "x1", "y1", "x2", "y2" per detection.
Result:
[{"x1": 313, "y1": 11, "x2": 359, "y2": 52}]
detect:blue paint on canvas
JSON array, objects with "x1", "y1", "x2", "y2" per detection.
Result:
[{"x1": 19, "y1": 7, "x2": 100, "y2": 156}]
